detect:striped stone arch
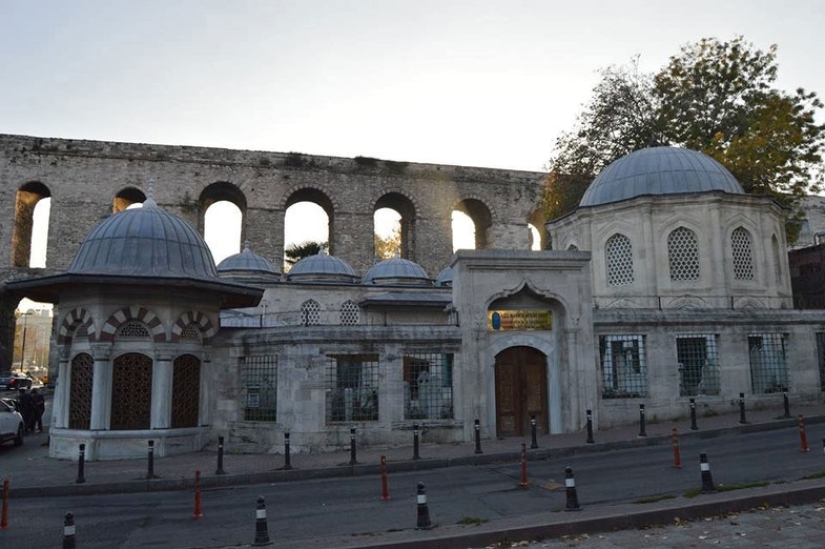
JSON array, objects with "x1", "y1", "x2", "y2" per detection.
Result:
[
  {"x1": 100, "y1": 305, "x2": 165, "y2": 342},
  {"x1": 170, "y1": 311, "x2": 217, "y2": 343},
  {"x1": 58, "y1": 307, "x2": 96, "y2": 345}
]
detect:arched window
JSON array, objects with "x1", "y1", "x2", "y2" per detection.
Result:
[
  {"x1": 111, "y1": 352, "x2": 152, "y2": 430},
  {"x1": 301, "y1": 300, "x2": 321, "y2": 326},
  {"x1": 340, "y1": 300, "x2": 360, "y2": 325},
  {"x1": 668, "y1": 227, "x2": 700, "y2": 281},
  {"x1": 180, "y1": 324, "x2": 202, "y2": 343},
  {"x1": 731, "y1": 227, "x2": 755, "y2": 280},
  {"x1": 69, "y1": 353, "x2": 93, "y2": 430},
  {"x1": 605, "y1": 233, "x2": 634, "y2": 286},
  {"x1": 172, "y1": 354, "x2": 200, "y2": 428},
  {"x1": 116, "y1": 320, "x2": 151, "y2": 340}
]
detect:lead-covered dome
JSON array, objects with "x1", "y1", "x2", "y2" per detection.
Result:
[
  {"x1": 579, "y1": 147, "x2": 744, "y2": 207},
  {"x1": 69, "y1": 196, "x2": 218, "y2": 279},
  {"x1": 364, "y1": 256, "x2": 431, "y2": 285},
  {"x1": 217, "y1": 242, "x2": 280, "y2": 283},
  {"x1": 287, "y1": 250, "x2": 360, "y2": 283}
]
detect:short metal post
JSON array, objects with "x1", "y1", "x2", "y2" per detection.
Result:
[
  {"x1": 689, "y1": 398, "x2": 699, "y2": 430},
  {"x1": 76, "y1": 443, "x2": 86, "y2": 484},
  {"x1": 585, "y1": 409, "x2": 594, "y2": 444},
  {"x1": 147, "y1": 439, "x2": 158, "y2": 479},
  {"x1": 700, "y1": 452, "x2": 715, "y2": 493},
  {"x1": 783, "y1": 391, "x2": 791, "y2": 419},
  {"x1": 638, "y1": 404, "x2": 647, "y2": 437},
  {"x1": 380, "y1": 455, "x2": 390, "y2": 501},
  {"x1": 1, "y1": 478, "x2": 9, "y2": 530},
  {"x1": 62, "y1": 512, "x2": 76, "y2": 549},
  {"x1": 192, "y1": 470, "x2": 203, "y2": 519},
  {"x1": 672, "y1": 428, "x2": 681, "y2": 468},
  {"x1": 349, "y1": 427, "x2": 358, "y2": 465},
  {"x1": 530, "y1": 414, "x2": 538, "y2": 449},
  {"x1": 253, "y1": 496, "x2": 271, "y2": 546},
  {"x1": 799, "y1": 414, "x2": 810, "y2": 452},
  {"x1": 216, "y1": 436, "x2": 226, "y2": 475},
  {"x1": 739, "y1": 392, "x2": 747, "y2": 424},
  {"x1": 474, "y1": 419, "x2": 483, "y2": 454},
  {"x1": 412, "y1": 423, "x2": 421, "y2": 461},
  {"x1": 564, "y1": 466, "x2": 582, "y2": 511},
  {"x1": 283, "y1": 432, "x2": 292, "y2": 470},
  {"x1": 415, "y1": 482, "x2": 433, "y2": 529},
  {"x1": 518, "y1": 443, "x2": 529, "y2": 488}
]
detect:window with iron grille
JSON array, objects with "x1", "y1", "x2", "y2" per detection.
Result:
[
  {"x1": 677, "y1": 334, "x2": 720, "y2": 396},
  {"x1": 241, "y1": 355, "x2": 277, "y2": 422},
  {"x1": 301, "y1": 300, "x2": 320, "y2": 326},
  {"x1": 817, "y1": 333, "x2": 825, "y2": 392},
  {"x1": 403, "y1": 353, "x2": 454, "y2": 419},
  {"x1": 325, "y1": 354, "x2": 379, "y2": 422},
  {"x1": 69, "y1": 352, "x2": 93, "y2": 430},
  {"x1": 116, "y1": 320, "x2": 151, "y2": 339},
  {"x1": 172, "y1": 354, "x2": 200, "y2": 428},
  {"x1": 731, "y1": 227, "x2": 755, "y2": 280},
  {"x1": 599, "y1": 335, "x2": 646, "y2": 398},
  {"x1": 605, "y1": 233, "x2": 634, "y2": 286},
  {"x1": 748, "y1": 333, "x2": 789, "y2": 394},
  {"x1": 668, "y1": 227, "x2": 700, "y2": 281},
  {"x1": 111, "y1": 352, "x2": 152, "y2": 430},
  {"x1": 180, "y1": 324, "x2": 201, "y2": 342},
  {"x1": 340, "y1": 300, "x2": 360, "y2": 325}
]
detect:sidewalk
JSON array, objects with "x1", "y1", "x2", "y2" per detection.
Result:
[{"x1": 5, "y1": 400, "x2": 825, "y2": 498}]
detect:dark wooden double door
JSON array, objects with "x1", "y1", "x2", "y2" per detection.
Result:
[{"x1": 494, "y1": 346, "x2": 548, "y2": 438}]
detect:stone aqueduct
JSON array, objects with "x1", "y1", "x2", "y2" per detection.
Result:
[{"x1": 0, "y1": 133, "x2": 546, "y2": 368}]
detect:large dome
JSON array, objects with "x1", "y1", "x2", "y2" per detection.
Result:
[
  {"x1": 579, "y1": 147, "x2": 744, "y2": 207},
  {"x1": 69, "y1": 196, "x2": 218, "y2": 279}
]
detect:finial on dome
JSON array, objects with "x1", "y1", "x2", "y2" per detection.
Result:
[
  {"x1": 243, "y1": 240, "x2": 250, "y2": 253},
  {"x1": 144, "y1": 180, "x2": 157, "y2": 208}
]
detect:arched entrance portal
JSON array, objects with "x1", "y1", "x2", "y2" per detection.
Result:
[{"x1": 494, "y1": 346, "x2": 548, "y2": 438}]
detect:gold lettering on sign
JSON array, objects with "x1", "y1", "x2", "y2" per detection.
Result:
[{"x1": 487, "y1": 310, "x2": 552, "y2": 331}]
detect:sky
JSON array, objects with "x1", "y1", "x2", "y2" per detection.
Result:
[{"x1": 4, "y1": 0, "x2": 825, "y2": 269}]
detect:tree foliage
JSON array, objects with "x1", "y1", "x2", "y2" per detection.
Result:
[
  {"x1": 284, "y1": 241, "x2": 326, "y2": 268},
  {"x1": 374, "y1": 226, "x2": 401, "y2": 260},
  {"x1": 544, "y1": 37, "x2": 825, "y2": 241}
]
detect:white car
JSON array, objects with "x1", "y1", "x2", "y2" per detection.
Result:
[{"x1": 0, "y1": 398, "x2": 24, "y2": 446}]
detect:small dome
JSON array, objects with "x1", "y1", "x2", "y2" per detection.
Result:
[
  {"x1": 287, "y1": 250, "x2": 359, "y2": 283},
  {"x1": 69, "y1": 193, "x2": 218, "y2": 279},
  {"x1": 217, "y1": 242, "x2": 280, "y2": 281},
  {"x1": 364, "y1": 256, "x2": 431, "y2": 285},
  {"x1": 579, "y1": 147, "x2": 744, "y2": 207},
  {"x1": 435, "y1": 266, "x2": 453, "y2": 287}
]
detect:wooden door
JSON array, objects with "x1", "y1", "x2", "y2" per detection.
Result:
[{"x1": 494, "y1": 347, "x2": 547, "y2": 438}]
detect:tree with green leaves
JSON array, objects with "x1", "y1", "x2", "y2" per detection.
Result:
[
  {"x1": 374, "y1": 226, "x2": 401, "y2": 260},
  {"x1": 544, "y1": 37, "x2": 825, "y2": 242},
  {"x1": 284, "y1": 241, "x2": 327, "y2": 269}
]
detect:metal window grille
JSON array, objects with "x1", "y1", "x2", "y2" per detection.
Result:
[
  {"x1": 116, "y1": 320, "x2": 151, "y2": 339},
  {"x1": 817, "y1": 333, "x2": 825, "y2": 392},
  {"x1": 241, "y1": 355, "x2": 277, "y2": 422},
  {"x1": 668, "y1": 227, "x2": 700, "y2": 281},
  {"x1": 677, "y1": 334, "x2": 720, "y2": 396},
  {"x1": 75, "y1": 325, "x2": 88, "y2": 338},
  {"x1": 111, "y1": 352, "x2": 152, "y2": 430},
  {"x1": 731, "y1": 227, "x2": 755, "y2": 280},
  {"x1": 171, "y1": 354, "x2": 200, "y2": 428},
  {"x1": 340, "y1": 300, "x2": 360, "y2": 325},
  {"x1": 301, "y1": 300, "x2": 320, "y2": 326},
  {"x1": 605, "y1": 233, "x2": 634, "y2": 286},
  {"x1": 180, "y1": 324, "x2": 201, "y2": 342},
  {"x1": 748, "y1": 333, "x2": 789, "y2": 394},
  {"x1": 68, "y1": 352, "x2": 93, "y2": 430},
  {"x1": 599, "y1": 335, "x2": 646, "y2": 398},
  {"x1": 403, "y1": 353, "x2": 454, "y2": 420},
  {"x1": 325, "y1": 354, "x2": 379, "y2": 423}
]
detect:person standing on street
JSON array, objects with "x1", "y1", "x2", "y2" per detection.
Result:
[
  {"x1": 16, "y1": 387, "x2": 34, "y2": 433},
  {"x1": 30, "y1": 388, "x2": 45, "y2": 432}
]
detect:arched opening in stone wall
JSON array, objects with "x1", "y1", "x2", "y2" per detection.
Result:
[
  {"x1": 284, "y1": 188, "x2": 333, "y2": 269},
  {"x1": 11, "y1": 181, "x2": 51, "y2": 268},
  {"x1": 201, "y1": 182, "x2": 247, "y2": 264},
  {"x1": 528, "y1": 208, "x2": 546, "y2": 250},
  {"x1": 112, "y1": 187, "x2": 147, "y2": 213},
  {"x1": 452, "y1": 210, "x2": 475, "y2": 251},
  {"x1": 453, "y1": 199, "x2": 492, "y2": 250},
  {"x1": 528, "y1": 224, "x2": 541, "y2": 251},
  {"x1": 374, "y1": 208, "x2": 401, "y2": 260},
  {"x1": 12, "y1": 302, "x2": 53, "y2": 382},
  {"x1": 374, "y1": 193, "x2": 415, "y2": 260}
]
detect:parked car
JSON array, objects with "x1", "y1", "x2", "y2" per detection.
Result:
[
  {"x1": 0, "y1": 398, "x2": 24, "y2": 446},
  {"x1": 0, "y1": 372, "x2": 34, "y2": 392}
]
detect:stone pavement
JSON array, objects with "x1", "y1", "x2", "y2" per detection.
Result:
[{"x1": 4, "y1": 399, "x2": 825, "y2": 548}]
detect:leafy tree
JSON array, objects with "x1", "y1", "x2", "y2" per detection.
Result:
[
  {"x1": 374, "y1": 226, "x2": 401, "y2": 260},
  {"x1": 284, "y1": 241, "x2": 327, "y2": 269},
  {"x1": 544, "y1": 37, "x2": 825, "y2": 241}
]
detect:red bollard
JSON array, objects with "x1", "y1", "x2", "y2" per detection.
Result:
[
  {"x1": 672, "y1": 428, "x2": 682, "y2": 468},
  {"x1": 799, "y1": 414, "x2": 810, "y2": 453},
  {"x1": 192, "y1": 470, "x2": 203, "y2": 519},
  {"x1": 1, "y1": 478, "x2": 9, "y2": 530},
  {"x1": 518, "y1": 443, "x2": 529, "y2": 488},
  {"x1": 380, "y1": 455, "x2": 390, "y2": 501}
]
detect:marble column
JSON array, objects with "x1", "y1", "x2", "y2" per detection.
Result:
[
  {"x1": 52, "y1": 348, "x2": 71, "y2": 428},
  {"x1": 89, "y1": 344, "x2": 112, "y2": 430},
  {"x1": 151, "y1": 347, "x2": 175, "y2": 429}
]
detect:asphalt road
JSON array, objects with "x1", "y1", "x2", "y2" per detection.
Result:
[{"x1": 3, "y1": 425, "x2": 824, "y2": 548}]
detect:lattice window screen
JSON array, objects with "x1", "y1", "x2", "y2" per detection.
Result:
[
  {"x1": 180, "y1": 324, "x2": 201, "y2": 342},
  {"x1": 340, "y1": 300, "x2": 360, "y2": 325},
  {"x1": 111, "y1": 352, "x2": 152, "y2": 430},
  {"x1": 301, "y1": 300, "x2": 320, "y2": 326},
  {"x1": 605, "y1": 233, "x2": 634, "y2": 286},
  {"x1": 172, "y1": 354, "x2": 200, "y2": 428},
  {"x1": 668, "y1": 227, "x2": 700, "y2": 281},
  {"x1": 69, "y1": 353, "x2": 93, "y2": 430},
  {"x1": 731, "y1": 227, "x2": 755, "y2": 280},
  {"x1": 116, "y1": 321, "x2": 151, "y2": 339}
]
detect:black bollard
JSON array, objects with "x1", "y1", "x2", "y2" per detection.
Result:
[
  {"x1": 62, "y1": 512, "x2": 76, "y2": 549},
  {"x1": 689, "y1": 398, "x2": 699, "y2": 430},
  {"x1": 783, "y1": 391, "x2": 791, "y2": 419},
  {"x1": 415, "y1": 482, "x2": 433, "y2": 529},
  {"x1": 147, "y1": 439, "x2": 158, "y2": 479},
  {"x1": 412, "y1": 423, "x2": 421, "y2": 461},
  {"x1": 530, "y1": 414, "x2": 538, "y2": 449},
  {"x1": 283, "y1": 432, "x2": 292, "y2": 470},
  {"x1": 700, "y1": 453, "x2": 716, "y2": 493},
  {"x1": 474, "y1": 419, "x2": 483, "y2": 454},
  {"x1": 76, "y1": 443, "x2": 86, "y2": 484},
  {"x1": 564, "y1": 466, "x2": 582, "y2": 511},
  {"x1": 216, "y1": 436, "x2": 226, "y2": 475},
  {"x1": 739, "y1": 392, "x2": 747, "y2": 424},
  {"x1": 253, "y1": 496, "x2": 271, "y2": 546},
  {"x1": 638, "y1": 404, "x2": 647, "y2": 437},
  {"x1": 349, "y1": 427, "x2": 358, "y2": 466},
  {"x1": 586, "y1": 409, "x2": 595, "y2": 444}
]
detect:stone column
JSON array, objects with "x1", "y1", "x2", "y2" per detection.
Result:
[
  {"x1": 151, "y1": 347, "x2": 175, "y2": 429},
  {"x1": 52, "y1": 347, "x2": 71, "y2": 428},
  {"x1": 199, "y1": 348, "x2": 211, "y2": 427},
  {"x1": 89, "y1": 344, "x2": 112, "y2": 430}
]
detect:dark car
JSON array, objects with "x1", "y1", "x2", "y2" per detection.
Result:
[{"x1": 0, "y1": 372, "x2": 34, "y2": 392}]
